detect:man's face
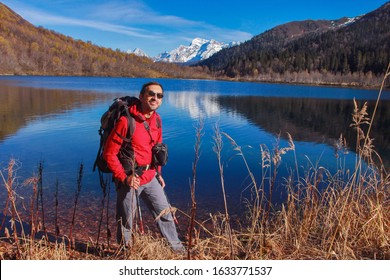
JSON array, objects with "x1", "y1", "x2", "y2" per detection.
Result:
[{"x1": 139, "y1": 84, "x2": 163, "y2": 114}]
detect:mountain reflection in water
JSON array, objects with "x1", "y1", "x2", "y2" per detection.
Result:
[
  {"x1": 0, "y1": 84, "x2": 108, "y2": 141},
  {"x1": 215, "y1": 95, "x2": 390, "y2": 166}
]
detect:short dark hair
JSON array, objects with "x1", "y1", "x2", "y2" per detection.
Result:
[{"x1": 140, "y1": 81, "x2": 164, "y2": 95}]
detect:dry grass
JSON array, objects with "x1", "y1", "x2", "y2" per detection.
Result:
[{"x1": 1, "y1": 66, "x2": 389, "y2": 260}]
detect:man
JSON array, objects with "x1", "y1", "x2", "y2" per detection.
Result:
[{"x1": 103, "y1": 81, "x2": 183, "y2": 252}]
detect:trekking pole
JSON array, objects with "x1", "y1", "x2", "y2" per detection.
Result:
[{"x1": 135, "y1": 190, "x2": 144, "y2": 234}]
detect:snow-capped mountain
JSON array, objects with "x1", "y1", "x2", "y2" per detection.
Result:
[
  {"x1": 127, "y1": 48, "x2": 149, "y2": 57},
  {"x1": 332, "y1": 16, "x2": 360, "y2": 28},
  {"x1": 154, "y1": 38, "x2": 239, "y2": 64}
]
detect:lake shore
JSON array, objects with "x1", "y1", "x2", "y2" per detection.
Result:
[{"x1": 1, "y1": 73, "x2": 389, "y2": 90}]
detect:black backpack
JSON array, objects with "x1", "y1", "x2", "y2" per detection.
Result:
[{"x1": 93, "y1": 96, "x2": 138, "y2": 173}]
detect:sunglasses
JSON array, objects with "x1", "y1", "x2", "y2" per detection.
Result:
[{"x1": 146, "y1": 91, "x2": 164, "y2": 99}]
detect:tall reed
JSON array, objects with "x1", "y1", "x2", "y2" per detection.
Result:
[
  {"x1": 213, "y1": 123, "x2": 234, "y2": 259},
  {"x1": 54, "y1": 178, "x2": 60, "y2": 237},
  {"x1": 187, "y1": 118, "x2": 204, "y2": 259},
  {"x1": 25, "y1": 176, "x2": 39, "y2": 243},
  {"x1": 96, "y1": 170, "x2": 108, "y2": 250},
  {"x1": 1, "y1": 159, "x2": 23, "y2": 258},
  {"x1": 37, "y1": 161, "x2": 48, "y2": 239},
  {"x1": 68, "y1": 163, "x2": 84, "y2": 250}
]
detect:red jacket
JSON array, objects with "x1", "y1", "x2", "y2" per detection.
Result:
[{"x1": 103, "y1": 100, "x2": 162, "y2": 185}]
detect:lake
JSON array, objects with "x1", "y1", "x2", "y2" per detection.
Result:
[{"x1": 0, "y1": 76, "x2": 389, "y2": 241}]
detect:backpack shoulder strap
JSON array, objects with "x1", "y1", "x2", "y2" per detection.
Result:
[
  {"x1": 155, "y1": 112, "x2": 162, "y2": 129},
  {"x1": 127, "y1": 112, "x2": 136, "y2": 139},
  {"x1": 139, "y1": 112, "x2": 161, "y2": 145},
  {"x1": 116, "y1": 109, "x2": 136, "y2": 143}
]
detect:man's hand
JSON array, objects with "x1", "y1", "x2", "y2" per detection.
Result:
[{"x1": 124, "y1": 175, "x2": 140, "y2": 190}]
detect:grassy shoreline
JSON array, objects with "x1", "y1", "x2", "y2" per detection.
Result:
[
  {"x1": 1, "y1": 67, "x2": 389, "y2": 260},
  {"x1": 0, "y1": 152, "x2": 388, "y2": 260}
]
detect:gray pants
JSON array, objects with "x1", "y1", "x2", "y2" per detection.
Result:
[{"x1": 116, "y1": 176, "x2": 183, "y2": 251}]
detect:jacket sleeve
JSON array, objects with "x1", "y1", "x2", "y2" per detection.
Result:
[{"x1": 103, "y1": 116, "x2": 128, "y2": 182}]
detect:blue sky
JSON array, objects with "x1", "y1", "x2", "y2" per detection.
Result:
[{"x1": 2, "y1": 0, "x2": 388, "y2": 57}]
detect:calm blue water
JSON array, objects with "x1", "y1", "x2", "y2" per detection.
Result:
[{"x1": 0, "y1": 76, "x2": 389, "y2": 234}]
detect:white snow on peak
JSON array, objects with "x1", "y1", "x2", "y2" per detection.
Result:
[
  {"x1": 330, "y1": 16, "x2": 361, "y2": 29},
  {"x1": 153, "y1": 38, "x2": 239, "y2": 64},
  {"x1": 127, "y1": 48, "x2": 149, "y2": 57}
]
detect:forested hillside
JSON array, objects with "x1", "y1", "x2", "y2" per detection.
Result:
[
  {"x1": 0, "y1": 3, "x2": 208, "y2": 78},
  {"x1": 1, "y1": 2, "x2": 389, "y2": 87},
  {"x1": 198, "y1": 2, "x2": 390, "y2": 87}
]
